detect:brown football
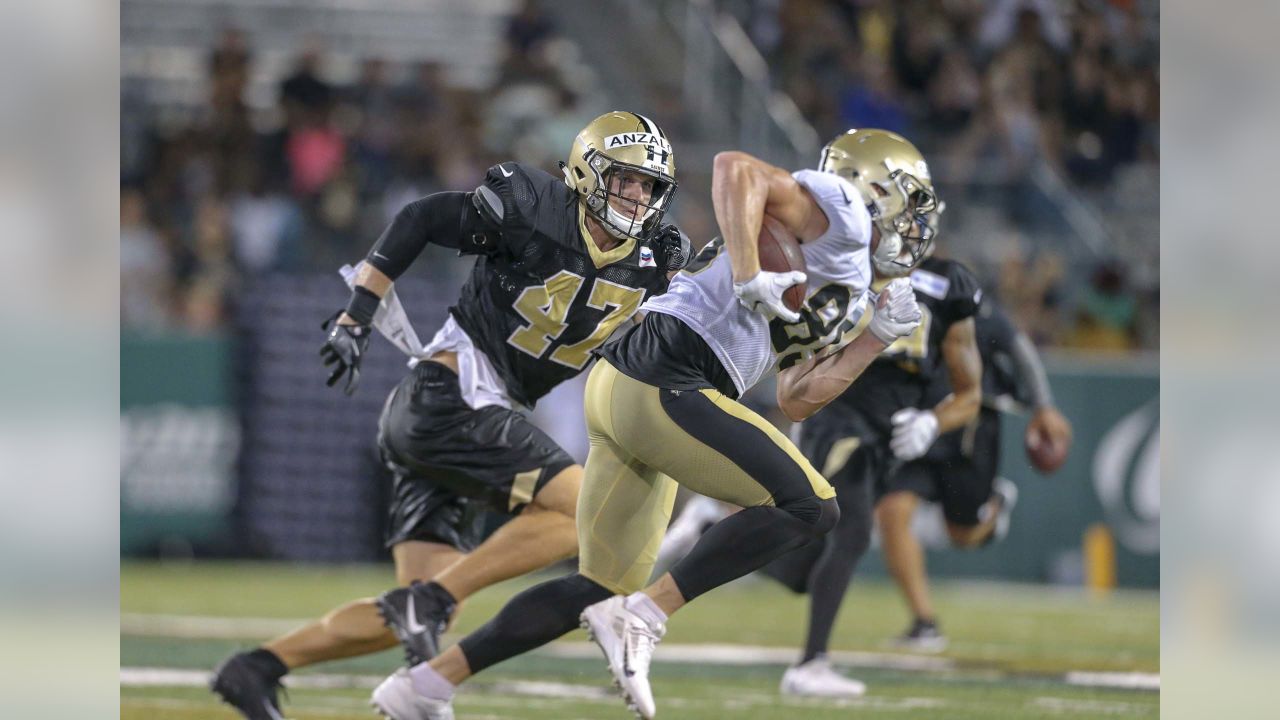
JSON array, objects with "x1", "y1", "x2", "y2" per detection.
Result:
[
  {"x1": 1026, "y1": 424, "x2": 1069, "y2": 474},
  {"x1": 757, "y1": 215, "x2": 807, "y2": 312}
]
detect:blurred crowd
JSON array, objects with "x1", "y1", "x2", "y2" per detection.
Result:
[
  {"x1": 748, "y1": 0, "x2": 1158, "y2": 187},
  {"x1": 121, "y1": 0, "x2": 1157, "y2": 353},
  {"x1": 121, "y1": 1, "x2": 586, "y2": 333},
  {"x1": 741, "y1": 0, "x2": 1159, "y2": 352}
]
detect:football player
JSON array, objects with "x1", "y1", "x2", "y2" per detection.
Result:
[
  {"x1": 210, "y1": 111, "x2": 690, "y2": 720},
  {"x1": 875, "y1": 293, "x2": 1073, "y2": 651},
  {"x1": 371, "y1": 129, "x2": 934, "y2": 720},
  {"x1": 757, "y1": 235, "x2": 987, "y2": 696}
]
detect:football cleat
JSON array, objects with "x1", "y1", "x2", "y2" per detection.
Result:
[
  {"x1": 985, "y1": 476, "x2": 1020, "y2": 544},
  {"x1": 581, "y1": 596, "x2": 665, "y2": 719},
  {"x1": 210, "y1": 650, "x2": 288, "y2": 720},
  {"x1": 779, "y1": 656, "x2": 867, "y2": 698},
  {"x1": 891, "y1": 618, "x2": 948, "y2": 653},
  {"x1": 654, "y1": 495, "x2": 731, "y2": 571},
  {"x1": 376, "y1": 581, "x2": 457, "y2": 666},
  {"x1": 371, "y1": 669, "x2": 455, "y2": 720}
]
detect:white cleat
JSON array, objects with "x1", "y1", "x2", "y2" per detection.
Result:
[
  {"x1": 580, "y1": 596, "x2": 665, "y2": 719},
  {"x1": 370, "y1": 669, "x2": 454, "y2": 720},
  {"x1": 989, "y1": 477, "x2": 1019, "y2": 542},
  {"x1": 780, "y1": 657, "x2": 867, "y2": 698}
]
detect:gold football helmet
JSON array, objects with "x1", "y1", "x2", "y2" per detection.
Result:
[
  {"x1": 819, "y1": 128, "x2": 941, "y2": 276},
  {"x1": 563, "y1": 111, "x2": 677, "y2": 241}
]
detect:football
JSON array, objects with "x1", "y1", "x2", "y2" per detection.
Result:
[
  {"x1": 757, "y1": 215, "x2": 807, "y2": 312},
  {"x1": 1026, "y1": 423, "x2": 1069, "y2": 474}
]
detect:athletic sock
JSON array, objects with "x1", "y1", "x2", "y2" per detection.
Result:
[
  {"x1": 409, "y1": 661, "x2": 455, "y2": 701},
  {"x1": 623, "y1": 592, "x2": 668, "y2": 628}
]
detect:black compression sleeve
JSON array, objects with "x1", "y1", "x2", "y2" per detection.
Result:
[
  {"x1": 364, "y1": 191, "x2": 471, "y2": 280},
  {"x1": 1011, "y1": 332, "x2": 1055, "y2": 408}
]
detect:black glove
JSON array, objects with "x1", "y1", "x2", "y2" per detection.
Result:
[
  {"x1": 651, "y1": 223, "x2": 693, "y2": 272},
  {"x1": 320, "y1": 311, "x2": 373, "y2": 395}
]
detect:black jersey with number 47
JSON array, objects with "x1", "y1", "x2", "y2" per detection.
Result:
[
  {"x1": 831, "y1": 256, "x2": 983, "y2": 428},
  {"x1": 449, "y1": 162, "x2": 670, "y2": 408}
]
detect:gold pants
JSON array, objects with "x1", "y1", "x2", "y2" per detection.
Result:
[{"x1": 577, "y1": 360, "x2": 834, "y2": 594}]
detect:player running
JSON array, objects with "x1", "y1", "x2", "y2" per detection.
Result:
[
  {"x1": 372, "y1": 128, "x2": 936, "y2": 720},
  {"x1": 874, "y1": 293, "x2": 1073, "y2": 651},
  {"x1": 210, "y1": 111, "x2": 689, "y2": 720},
  {"x1": 759, "y1": 245, "x2": 986, "y2": 696}
]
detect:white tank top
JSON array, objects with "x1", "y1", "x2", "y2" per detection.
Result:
[{"x1": 641, "y1": 169, "x2": 874, "y2": 395}]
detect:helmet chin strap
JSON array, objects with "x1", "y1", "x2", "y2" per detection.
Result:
[{"x1": 599, "y1": 201, "x2": 657, "y2": 241}]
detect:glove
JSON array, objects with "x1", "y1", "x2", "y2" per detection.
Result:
[
  {"x1": 320, "y1": 311, "x2": 373, "y2": 395},
  {"x1": 868, "y1": 277, "x2": 923, "y2": 345},
  {"x1": 733, "y1": 270, "x2": 806, "y2": 324},
  {"x1": 651, "y1": 223, "x2": 693, "y2": 272},
  {"x1": 890, "y1": 407, "x2": 939, "y2": 461}
]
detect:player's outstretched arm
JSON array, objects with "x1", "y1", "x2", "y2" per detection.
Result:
[
  {"x1": 775, "y1": 330, "x2": 889, "y2": 422},
  {"x1": 776, "y1": 279, "x2": 922, "y2": 421},
  {"x1": 324, "y1": 192, "x2": 488, "y2": 393}
]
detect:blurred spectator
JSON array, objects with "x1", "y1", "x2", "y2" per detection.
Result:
[
  {"x1": 182, "y1": 197, "x2": 237, "y2": 332},
  {"x1": 505, "y1": 0, "x2": 556, "y2": 57},
  {"x1": 837, "y1": 50, "x2": 909, "y2": 136},
  {"x1": 120, "y1": 188, "x2": 176, "y2": 329},
  {"x1": 977, "y1": 0, "x2": 1070, "y2": 57},
  {"x1": 1063, "y1": 260, "x2": 1137, "y2": 352},
  {"x1": 279, "y1": 38, "x2": 333, "y2": 128},
  {"x1": 227, "y1": 168, "x2": 303, "y2": 274}
]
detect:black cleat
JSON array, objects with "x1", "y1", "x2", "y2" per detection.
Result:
[
  {"x1": 210, "y1": 649, "x2": 289, "y2": 720},
  {"x1": 376, "y1": 581, "x2": 457, "y2": 666},
  {"x1": 891, "y1": 618, "x2": 949, "y2": 653}
]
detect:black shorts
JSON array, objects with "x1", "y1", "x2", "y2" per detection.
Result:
[
  {"x1": 883, "y1": 410, "x2": 1002, "y2": 526},
  {"x1": 377, "y1": 361, "x2": 577, "y2": 550}
]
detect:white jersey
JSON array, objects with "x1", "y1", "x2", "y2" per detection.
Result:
[{"x1": 641, "y1": 169, "x2": 874, "y2": 395}]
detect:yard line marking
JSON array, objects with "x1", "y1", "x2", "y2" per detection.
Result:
[{"x1": 1064, "y1": 671, "x2": 1160, "y2": 690}]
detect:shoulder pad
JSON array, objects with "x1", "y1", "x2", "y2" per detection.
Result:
[
  {"x1": 472, "y1": 184, "x2": 503, "y2": 226},
  {"x1": 483, "y1": 162, "x2": 558, "y2": 209}
]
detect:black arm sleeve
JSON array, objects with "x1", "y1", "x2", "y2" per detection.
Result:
[
  {"x1": 364, "y1": 191, "x2": 497, "y2": 280},
  {"x1": 1010, "y1": 331, "x2": 1055, "y2": 408}
]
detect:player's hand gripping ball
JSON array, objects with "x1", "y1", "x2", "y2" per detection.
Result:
[{"x1": 1025, "y1": 406, "x2": 1073, "y2": 473}]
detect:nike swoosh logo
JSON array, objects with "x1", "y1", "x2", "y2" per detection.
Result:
[
  {"x1": 840, "y1": 186, "x2": 851, "y2": 205},
  {"x1": 406, "y1": 594, "x2": 429, "y2": 634},
  {"x1": 499, "y1": 165, "x2": 514, "y2": 177},
  {"x1": 373, "y1": 251, "x2": 389, "y2": 260}
]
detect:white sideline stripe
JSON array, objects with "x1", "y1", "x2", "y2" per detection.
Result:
[
  {"x1": 122, "y1": 612, "x2": 952, "y2": 672},
  {"x1": 121, "y1": 613, "x2": 1158, "y2": 690},
  {"x1": 1064, "y1": 671, "x2": 1160, "y2": 690},
  {"x1": 542, "y1": 641, "x2": 956, "y2": 672},
  {"x1": 1032, "y1": 696, "x2": 1151, "y2": 714}
]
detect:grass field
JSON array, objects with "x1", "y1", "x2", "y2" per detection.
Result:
[{"x1": 121, "y1": 562, "x2": 1158, "y2": 719}]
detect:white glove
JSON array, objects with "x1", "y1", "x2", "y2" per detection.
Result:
[
  {"x1": 890, "y1": 408, "x2": 939, "y2": 461},
  {"x1": 733, "y1": 270, "x2": 807, "y2": 324},
  {"x1": 868, "y1": 277, "x2": 923, "y2": 345}
]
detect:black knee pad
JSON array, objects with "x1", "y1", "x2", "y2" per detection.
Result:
[{"x1": 776, "y1": 495, "x2": 840, "y2": 539}]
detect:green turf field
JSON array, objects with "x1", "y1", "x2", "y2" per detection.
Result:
[{"x1": 121, "y1": 562, "x2": 1158, "y2": 719}]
